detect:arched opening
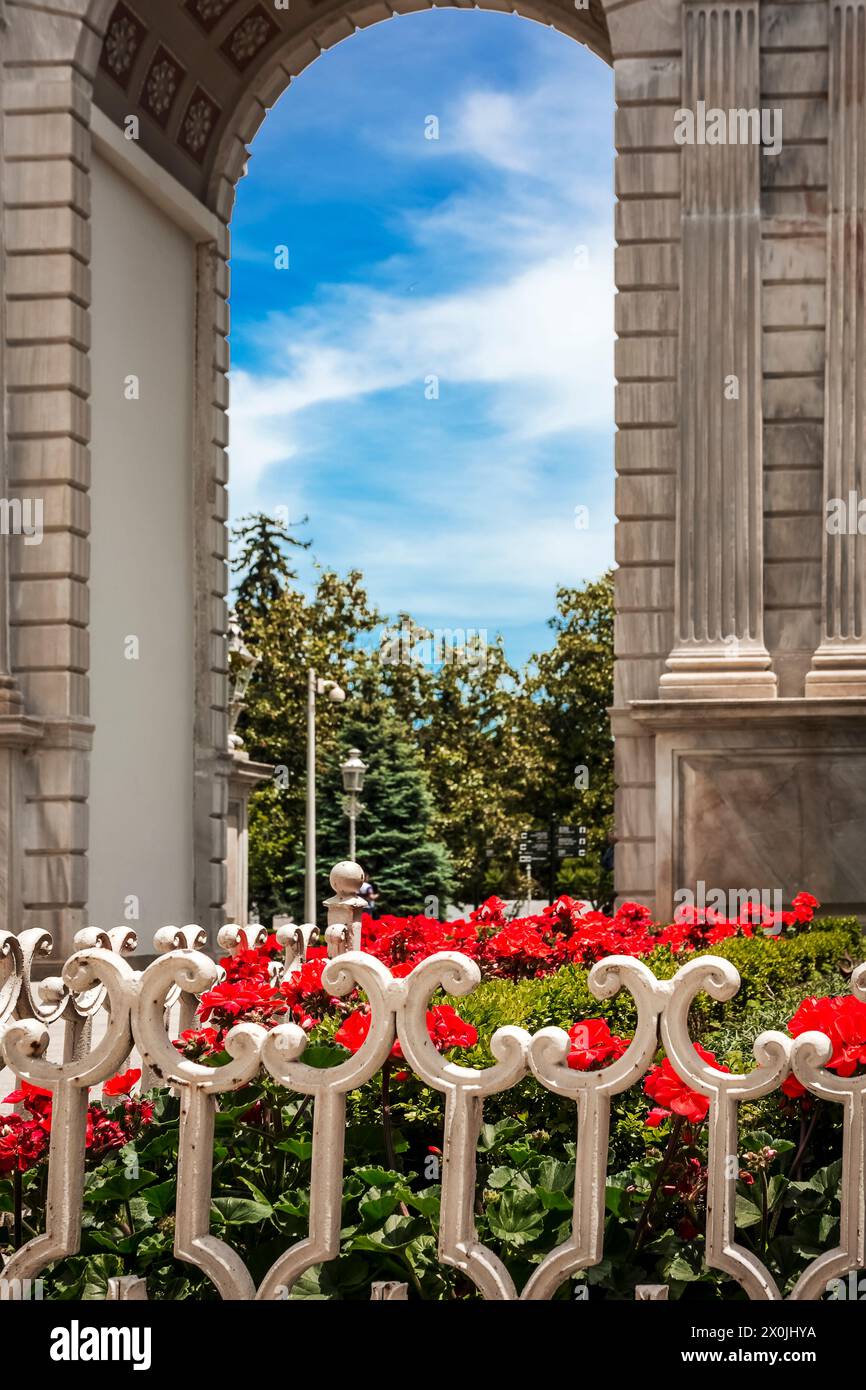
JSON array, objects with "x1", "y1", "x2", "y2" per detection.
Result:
[
  {"x1": 226, "y1": 9, "x2": 616, "y2": 921},
  {"x1": 81, "y1": 0, "x2": 619, "y2": 938}
]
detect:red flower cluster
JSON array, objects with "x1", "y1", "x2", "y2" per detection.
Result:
[
  {"x1": 358, "y1": 890, "x2": 820, "y2": 983},
  {"x1": 0, "y1": 1084, "x2": 50, "y2": 1173},
  {"x1": 0, "y1": 1072, "x2": 153, "y2": 1174},
  {"x1": 566, "y1": 1017, "x2": 630, "y2": 1071},
  {"x1": 280, "y1": 957, "x2": 343, "y2": 1032},
  {"x1": 335, "y1": 1003, "x2": 478, "y2": 1062},
  {"x1": 174, "y1": 892, "x2": 821, "y2": 1092},
  {"x1": 644, "y1": 1044, "x2": 730, "y2": 1126},
  {"x1": 195, "y1": 930, "x2": 307, "y2": 1039},
  {"x1": 782, "y1": 994, "x2": 866, "y2": 1098},
  {"x1": 198, "y1": 975, "x2": 286, "y2": 1030}
]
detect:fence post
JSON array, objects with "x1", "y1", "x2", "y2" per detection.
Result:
[
  {"x1": 107, "y1": 1276, "x2": 149, "y2": 1301},
  {"x1": 371, "y1": 1281, "x2": 409, "y2": 1300},
  {"x1": 274, "y1": 918, "x2": 320, "y2": 978},
  {"x1": 324, "y1": 861, "x2": 367, "y2": 956}
]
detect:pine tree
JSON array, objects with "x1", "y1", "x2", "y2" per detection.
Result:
[
  {"x1": 317, "y1": 711, "x2": 454, "y2": 918},
  {"x1": 231, "y1": 512, "x2": 310, "y2": 623}
]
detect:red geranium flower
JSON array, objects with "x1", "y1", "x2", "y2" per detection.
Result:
[
  {"x1": 335, "y1": 1003, "x2": 477, "y2": 1061},
  {"x1": 482, "y1": 921, "x2": 553, "y2": 979},
  {"x1": 175, "y1": 1025, "x2": 220, "y2": 1058},
  {"x1": 791, "y1": 891, "x2": 819, "y2": 924},
  {"x1": 0, "y1": 1115, "x2": 49, "y2": 1173},
  {"x1": 103, "y1": 1068, "x2": 141, "y2": 1097},
  {"x1": 334, "y1": 1007, "x2": 402, "y2": 1060},
  {"x1": 86, "y1": 1107, "x2": 127, "y2": 1153},
  {"x1": 643, "y1": 1044, "x2": 730, "y2": 1125},
  {"x1": 4, "y1": 1080, "x2": 53, "y2": 1122},
  {"x1": 198, "y1": 975, "x2": 285, "y2": 1025},
  {"x1": 280, "y1": 958, "x2": 341, "y2": 1030},
  {"x1": 782, "y1": 994, "x2": 866, "y2": 1097},
  {"x1": 425, "y1": 1004, "x2": 478, "y2": 1051},
  {"x1": 566, "y1": 1018, "x2": 631, "y2": 1071}
]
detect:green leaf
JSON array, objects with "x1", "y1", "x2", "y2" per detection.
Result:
[
  {"x1": 349, "y1": 1213, "x2": 420, "y2": 1252},
  {"x1": 663, "y1": 1253, "x2": 700, "y2": 1283},
  {"x1": 296, "y1": 1043, "x2": 346, "y2": 1070},
  {"x1": 537, "y1": 1158, "x2": 573, "y2": 1193},
  {"x1": 288, "y1": 1266, "x2": 338, "y2": 1300},
  {"x1": 477, "y1": 1119, "x2": 523, "y2": 1153},
  {"x1": 809, "y1": 1160, "x2": 842, "y2": 1195},
  {"x1": 486, "y1": 1191, "x2": 545, "y2": 1246},
  {"x1": 538, "y1": 1188, "x2": 572, "y2": 1212},
  {"x1": 354, "y1": 1167, "x2": 403, "y2": 1187},
  {"x1": 404, "y1": 1187, "x2": 440, "y2": 1219},
  {"x1": 141, "y1": 1179, "x2": 177, "y2": 1219},
  {"x1": 487, "y1": 1165, "x2": 523, "y2": 1190},
  {"x1": 767, "y1": 1174, "x2": 789, "y2": 1210},
  {"x1": 237, "y1": 1174, "x2": 272, "y2": 1205},
  {"x1": 84, "y1": 1170, "x2": 158, "y2": 1204},
  {"x1": 274, "y1": 1191, "x2": 310, "y2": 1219},
  {"x1": 735, "y1": 1195, "x2": 763, "y2": 1229},
  {"x1": 77, "y1": 1254, "x2": 124, "y2": 1300},
  {"x1": 276, "y1": 1137, "x2": 313, "y2": 1161},
  {"x1": 770, "y1": 1138, "x2": 795, "y2": 1156},
  {"x1": 359, "y1": 1190, "x2": 401, "y2": 1225},
  {"x1": 211, "y1": 1196, "x2": 273, "y2": 1225}
]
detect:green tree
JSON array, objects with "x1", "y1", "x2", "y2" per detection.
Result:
[
  {"x1": 318, "y1": 710, "x2": 454, "y2": 917},
  {"x1": 233, "y1": 514, "x2": 614, "y2": 919},
  {"x1": 418, "y1": 639, "x2": 529, "y2": 907},
  {"x1": 518, "y1": 573, "x2": 615, "y2": 903},
  {"x1": 231, "y1": 512, "x2": 310, "y2": 623},
  {"x1": 236, "y1": 564, "x2": 381, "y2": 920}
]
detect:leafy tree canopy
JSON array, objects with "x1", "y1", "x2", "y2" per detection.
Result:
[{"x1": 232, "y1": 516, "x2": 613, "y2": 920}]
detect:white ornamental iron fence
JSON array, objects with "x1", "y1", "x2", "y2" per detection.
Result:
[{"x1": 0, "y1": 861, "x2": 861, "y2": 1302}]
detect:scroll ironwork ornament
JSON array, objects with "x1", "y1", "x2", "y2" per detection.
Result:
[
  {"x1": 275, "y1": 921, "x2": 320, "y2": 980},
  {"x1": 525, "y1": 955, "x2": 670, "y2": 1299},
  {"x1": 133, "y1": 950, "x2": 268, "y2": 1300},
  {"x1": 257, "y1": 953, "x2": 401, "y2": 1299},
  {"x1": 787, "y1": 960, "x2": 866, "y2": 1300},
  {"x1": 395, "y1": 952, "x2": 530, "y2": 1300},
  {"x1": 660, "y1": 956, "x2": 793, "y2": 1299},
  {"x1": 0, "y1": 939, "x2": 863, "y2": 1302},
  {"x1": 0, "y1": 949, "x2": 137, "y2": 1288},
  {"x1": 0, "y1": 929, "x2": 24, "y2": 1024}
]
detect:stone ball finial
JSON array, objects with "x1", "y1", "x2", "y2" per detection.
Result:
[{"x1": 330, "y1": 860, "x2": 365, "y2": 895}]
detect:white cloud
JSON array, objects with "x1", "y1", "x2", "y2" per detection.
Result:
[
  {"x1": 227, "y1": 42, "x2": 616, "y2": 616},
  {"x1": 228, "y1": 238, "x2": 614, "y2": 517}
]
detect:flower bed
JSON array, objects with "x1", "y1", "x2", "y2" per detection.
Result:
[{"x1": 2, "y1": 890, "x2": 863, "y2": 1300}]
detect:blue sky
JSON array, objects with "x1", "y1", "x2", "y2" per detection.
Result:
[{"x1": 227, "y1": 10, "x2": 615, "y2": 669}]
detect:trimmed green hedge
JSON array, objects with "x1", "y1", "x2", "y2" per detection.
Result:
[{"x1": 455, "y1": 918, "x2": 863, "y2": 1067}]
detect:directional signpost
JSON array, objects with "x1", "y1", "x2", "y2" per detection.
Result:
[{"x1": 519, "y1": 824, "x2": 589, "y2": 903}]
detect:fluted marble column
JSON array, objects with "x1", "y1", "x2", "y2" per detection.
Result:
[
  {"x1": 806, "y1": 0, "x2": 866, "y2": 696},
  {"x1": 0, "y1": 71, "x2": 43, "y2": 939},
  {"x1": 661, "y1": 0, "x2": 777, "y2": 698}
]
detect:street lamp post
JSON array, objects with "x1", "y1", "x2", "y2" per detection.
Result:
[
  {"x1": 306, "y1": 669, "x2": 346, "y2": 924},
  {"x1": 340, "y1": 748, "x2": 367, "y2": 860}
]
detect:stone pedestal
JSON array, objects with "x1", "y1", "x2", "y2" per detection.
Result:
[
  {"x1": 631, "y1": 699, "x2": 866, "y2": 919},
  {"x1": 225, "y1": 749, "x2": 272, "y2": 929},
  {"x1": 0, "y1": 713, "x2": 43, "y2": 936}
]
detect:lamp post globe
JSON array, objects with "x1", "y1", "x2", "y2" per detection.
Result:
[
  {"x1": 340, "y1": 748, "x2": 367, "y2": 860},
  {"x1": 340, "y1": 749, "x2": 366, "y2": 793}
]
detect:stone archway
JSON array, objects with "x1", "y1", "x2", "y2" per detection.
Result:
[{"x1": 2, "y1": 0, "x2": 863, "y2": 955}]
